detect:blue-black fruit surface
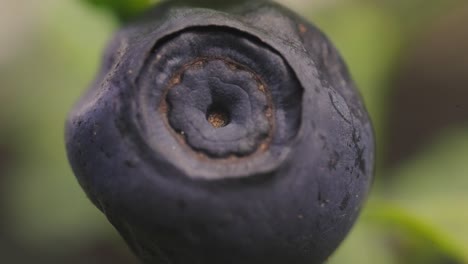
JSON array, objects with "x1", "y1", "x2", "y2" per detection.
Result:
[{"x1": 66, "y1": 1, "x2": 375, "y2": 264}]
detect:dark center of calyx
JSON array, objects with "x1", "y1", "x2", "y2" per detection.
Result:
[{"x1": 165, "y1": 59, "x2": 273, "y2": 158}]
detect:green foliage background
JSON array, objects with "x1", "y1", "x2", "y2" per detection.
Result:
[{"x1": 0, "y1": 0, "x2": 467, "y2": 263}]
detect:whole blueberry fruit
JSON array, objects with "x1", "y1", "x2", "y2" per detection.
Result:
[{"x1": 66, "y1": 1, "x2": 375, "y2": 263}]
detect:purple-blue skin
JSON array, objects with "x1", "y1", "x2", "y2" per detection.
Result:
[{"x1": 65, "y1": 1, "x2": 375, "y2": 263}]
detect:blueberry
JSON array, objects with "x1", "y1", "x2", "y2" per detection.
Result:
[{"x1": 65, "y1": 1, "x2": 375, "y2": 263}]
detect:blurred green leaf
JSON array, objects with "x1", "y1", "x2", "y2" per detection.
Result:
[
  {"x1": 368, "y1": 201, "x2": 466, "y2": 263},
  {"x1": 381, "y1": 0, "x2": 466, "y2": 35},
  {"x1": 3, "y1": 0, "x2": 119, "y2": 250},
  {"x1": 83, "y1": 0, "x2": 157, "y2": 22},
  {"x1": 384, "y1": 128, "x2": 468, "y2": 261},
  {"x1": 330, "y1": 195, "x2": 467, "y2": 264}
]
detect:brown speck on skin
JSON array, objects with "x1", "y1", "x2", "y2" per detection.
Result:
[
  {"x1": 299, "y1": 24, "x2": 307, "y2": 34},
  {"x1": 258, "y1": 84, "x2": 266, "y2": 93},
  {"x1": 171, "y1": 76, "x2": 181, "y2": 85},
  {"x1": 192, "y1": 60, "x2": 204, "y2": 69},
  {"x1": 228, "y1": 63, "x2": 238, "y2": 70},
  {"x1": 207, "y1": 111, "x2": 229, "y2": 128},
  {"x1": 160, "y1": 101, "x2": 168, "y2": 114}
]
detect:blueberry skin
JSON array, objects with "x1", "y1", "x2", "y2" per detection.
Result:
[{"x1": 65, "y1": 1, "x2": 375, "y2": 264}]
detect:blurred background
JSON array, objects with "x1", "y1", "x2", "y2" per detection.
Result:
[{"x1": 0, "y1": 0, "x2": 467, "y2": 263}]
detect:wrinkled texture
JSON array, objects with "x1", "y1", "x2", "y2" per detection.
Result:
[{"x1": 66, "y1": 1, "x2": 375, "y2": 264}]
